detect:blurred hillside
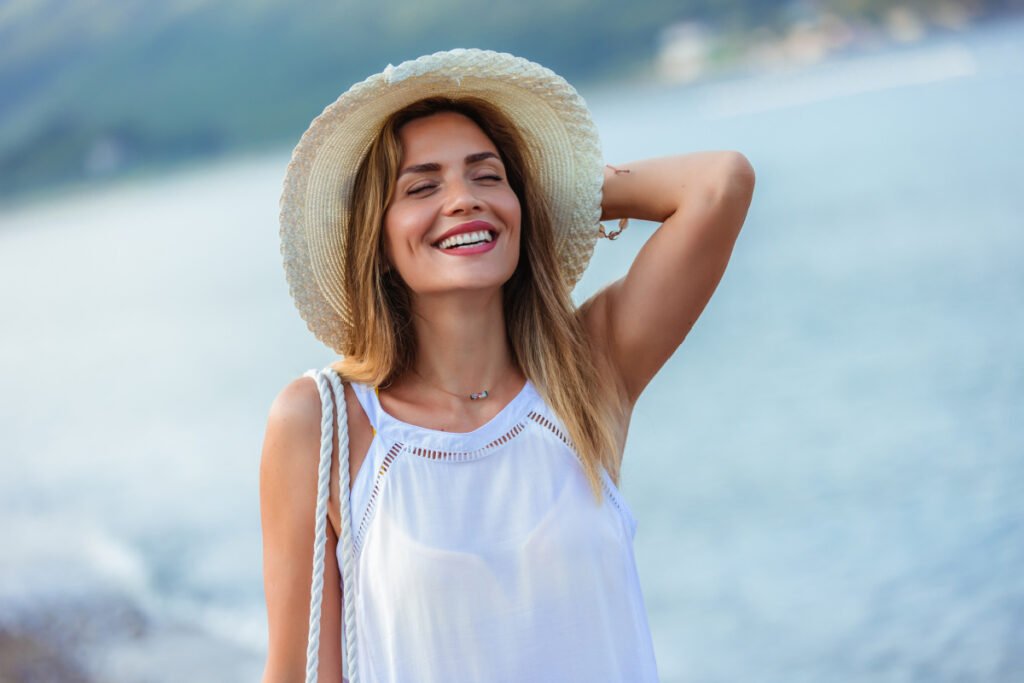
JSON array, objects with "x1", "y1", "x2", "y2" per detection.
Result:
[{"x1": 1, "y1": 0, "x2": 1021, "y2": 200}]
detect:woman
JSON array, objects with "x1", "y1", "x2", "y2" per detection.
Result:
[{"x1": 262, "y1": 50, "x2": 754, "y2": 682}]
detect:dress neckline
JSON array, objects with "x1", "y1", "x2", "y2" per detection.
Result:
[{"x1": 366, "y1": 378, "x2": 538, "y2": 449}]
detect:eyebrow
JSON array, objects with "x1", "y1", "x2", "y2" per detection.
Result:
[{"x1": 398, "y1": 151, "x2": 501, "y2": 178}]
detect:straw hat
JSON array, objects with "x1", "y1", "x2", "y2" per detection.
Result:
[{"x1": 279, "y1": 48, "x2": 604, "y2": 354}]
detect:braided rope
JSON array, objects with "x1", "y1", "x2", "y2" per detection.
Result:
[
  {"x1": 302, "y1": 369, "x2": 334, "y2": 683},
  {"x1": 325, "y1": 367, "x2": 359, "y2": 682},
  {"x1": 301, "y1": 368, "x2": 359, "y2": 683}
]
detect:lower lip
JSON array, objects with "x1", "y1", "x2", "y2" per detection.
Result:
[{"x1": 435, "y1": 235, "x2": 498, "y2": 256}]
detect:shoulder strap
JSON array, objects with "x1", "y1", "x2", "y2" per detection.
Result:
[
  {"x1": 347, "y1": 380, "x2": 384, "y2": 433},
  {"x1": 302, "y1": 367, "x2": 359, "y2": 683}
]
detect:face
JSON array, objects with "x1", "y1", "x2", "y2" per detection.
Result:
[{"x1": 382, "y1": 111, "x2": 522, "y2": 300}]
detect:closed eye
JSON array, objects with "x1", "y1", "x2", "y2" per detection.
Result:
[{"x1": 407, "y1": 182, "x2": 437, "y2": 195}]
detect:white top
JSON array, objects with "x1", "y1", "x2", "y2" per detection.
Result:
[{"x1": 341, "y1": 379, "x2": 660, "y2": 682}]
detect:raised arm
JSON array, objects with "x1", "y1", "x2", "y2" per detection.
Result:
[
  {"x1": 259, "y1": 377, "x2": 343, "y2": 683},
  {"x1": 581, "y1": 152, "x2": 756, "y2": 406}
]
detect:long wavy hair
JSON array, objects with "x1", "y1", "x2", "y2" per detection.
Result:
[{"x1": 331, "y1": 96, "x2": 621, "y2": 500}]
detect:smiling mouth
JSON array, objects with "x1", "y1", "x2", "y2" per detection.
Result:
[{"x1": 432, "y1": 230, "x2": 497, "y2": 250}]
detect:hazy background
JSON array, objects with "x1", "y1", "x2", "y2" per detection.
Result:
[{"x1": 2, "y1": 1, "x2": 1023, "y2": 681}]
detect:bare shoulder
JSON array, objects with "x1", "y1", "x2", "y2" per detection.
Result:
[
  {"x1": 258, "y1": 375, "x2": 336, "y2": 553},
  {"x1": 258, "y1": 376, "x2": 327, "y2": 593},
  {"x1": 261, "y1": 374, "x2": 373, "y2": 512},
  {"x1": 262, "y1": 376, "x2": 322, "y2": 471},
  {"x1": 258, "y1": 374, "x2": 321, "y2": 544},
  {"x1": 268, "y1": 375, "x2": 322, "y2": 429}
]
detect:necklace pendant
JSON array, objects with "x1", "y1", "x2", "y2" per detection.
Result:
[{"x1": 470, "y1": 390, "x2": 489, "y2": 401}]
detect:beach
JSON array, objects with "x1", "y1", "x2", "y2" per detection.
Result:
[{"x1": 1, "y1": 17, "x2": 1022, "y2": 682}]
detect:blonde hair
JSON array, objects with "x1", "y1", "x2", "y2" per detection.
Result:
[{"x1": 331, "y1": 96, "x2": 621, "y2": 500}]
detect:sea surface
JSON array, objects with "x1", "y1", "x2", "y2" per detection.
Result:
[{"x1": 1, "y1": 17, "x2": 1022, "y2": 683}]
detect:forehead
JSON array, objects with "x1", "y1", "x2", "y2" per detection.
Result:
[{"x1": 397, "y1": 111, "x2": 499, "y2": 161}]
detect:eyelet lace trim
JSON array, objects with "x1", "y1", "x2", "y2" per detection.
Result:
[
  {"x1": 526, "y1": 411, "x2": 631, "y2": 525},
  {"x1": 354, "y1": 442, "x2": 404, "y2": 555},
  {"x1": 526, "y1": 411, "x2": 573, "y2": 449},
  {"x1": 408, "y1": 422, "x2": 528, "y2": 462}
]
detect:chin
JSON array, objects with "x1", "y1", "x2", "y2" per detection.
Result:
[
  {"x1": 404, "y1": 257, "x2": 520, "y2": 297},
  {"x1": 413, "y1": 274, "x2": 513, "y2": 297}
]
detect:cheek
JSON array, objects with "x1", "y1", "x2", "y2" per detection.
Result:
[
  {"x1": 497, "y1": 191, "x2": 522, "y2": 230},
  {"x1": 382, "y1": 207, "x2": 428, "y2": 276}
]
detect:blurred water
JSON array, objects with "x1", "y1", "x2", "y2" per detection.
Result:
[{"x1": 1, "y1": 17, "x2": 1022, "y2": 683}]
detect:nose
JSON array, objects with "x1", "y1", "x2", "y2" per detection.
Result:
[{"x1": 441, "y1": 177, "x2": 483, "y2": 216}]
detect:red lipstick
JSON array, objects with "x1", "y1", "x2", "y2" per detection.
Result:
[{"x1": 432, "y1": 220, "x2": 496, "y2": 247}]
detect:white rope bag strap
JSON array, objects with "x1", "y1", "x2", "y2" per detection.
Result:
[{"x1": 302, "y1": 367, "x2": 359, "y2": 683}]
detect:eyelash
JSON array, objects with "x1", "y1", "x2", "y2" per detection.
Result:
[{"x1": 407, "y1": 174, "x2": 503, "y2": 195}]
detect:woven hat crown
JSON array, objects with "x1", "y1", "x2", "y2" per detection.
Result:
[{"x1": 279, "y1": 48, "x2": 604, "y2": 353}]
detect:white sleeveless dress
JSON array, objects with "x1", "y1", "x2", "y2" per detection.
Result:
[{"x1": 340, "y1": 378, "x2": 660, "y2": 682}]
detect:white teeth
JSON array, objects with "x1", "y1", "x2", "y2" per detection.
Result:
[{"x1": 437, "y1": 230, "x2": 493, "y2": 250}]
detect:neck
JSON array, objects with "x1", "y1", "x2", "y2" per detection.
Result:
[{"x1": 406, "y1": 289, "x2": 519, "y2": 395}]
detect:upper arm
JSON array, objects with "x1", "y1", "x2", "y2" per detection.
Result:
[
  {"x1": 584, "y1": 152, "x2": 756, "y2": 405},
  {"x1": 259, "y1": 376, "x2": 342, "y2": 683}
]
